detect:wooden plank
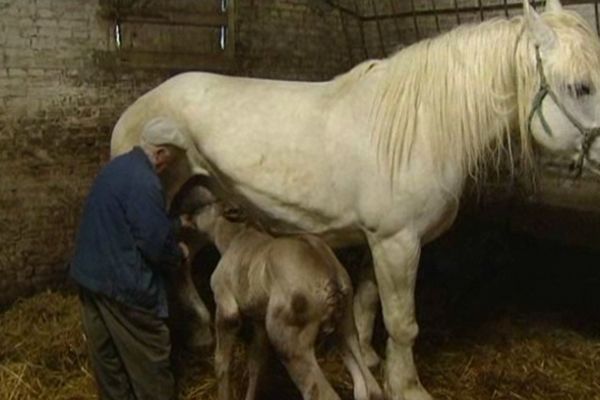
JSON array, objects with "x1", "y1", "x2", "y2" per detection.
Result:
[
  {"x1": 120, "y1": 12, "x2": 228, "y2": 28},
  {"x1": 95, "y1": 50, "x2": 236, "y2": 73}
]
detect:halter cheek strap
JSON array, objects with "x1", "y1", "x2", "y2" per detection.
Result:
[{"x1": 527, "y1": 46, "x2": 600, "y2": 178}]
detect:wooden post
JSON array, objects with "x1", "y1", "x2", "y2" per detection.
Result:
[
  {"x1": 410, "y1": 0, "x2": 420, "y2": 40},
  {"x1": 351, "y1": 0, "x2": 369, "y2": 60},
  {"x1": 431, "y1": 0, "x2": 441, "y2": 33},
  {"x1": 370, "y1": 0, "x2": 386, "y2": 56},
  {"x1": 225, "y1": 0, "x2": 236, "y2": 60}
]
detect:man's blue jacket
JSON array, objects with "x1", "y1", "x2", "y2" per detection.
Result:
[{"x1": 70, "y1": 146, "x2": 183, "y2": 318}]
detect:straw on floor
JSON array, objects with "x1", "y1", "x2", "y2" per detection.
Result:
[{"x1": 1, "y1": 288, "x2": 599, "y2": 400}]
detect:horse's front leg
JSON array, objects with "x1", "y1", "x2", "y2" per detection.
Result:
[{"x1": 368, "y1": 230, "x2": 432, "y2": 400}]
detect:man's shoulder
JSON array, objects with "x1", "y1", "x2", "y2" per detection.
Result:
[
  {"x1": 90, "y1": 149, "x2": 152, "y2": 196},
  {"x1": 104, "y1": 149, "x2": 153, "y2": 178}
]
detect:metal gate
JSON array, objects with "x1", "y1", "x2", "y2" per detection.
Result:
[{"x1": 326, "y1": 0, "x2": 600, "y2": 64}]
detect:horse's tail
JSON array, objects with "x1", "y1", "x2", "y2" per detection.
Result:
[{"x1": 110, "y1": 94, "x2": 153, "y2": 158}]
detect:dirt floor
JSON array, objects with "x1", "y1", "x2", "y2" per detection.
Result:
[{"x1": 2, "y1": 227, "x2": 600, "y2": 400}]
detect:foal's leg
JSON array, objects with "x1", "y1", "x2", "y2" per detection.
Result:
[
  {"x1": 332, "y1": 260, "x2": 382, "y2": 400},
  {"x1": 353, "y1": 262, "x2": 381, "y2": 368},
  {"x1": 244, "y1": 324, "x2": 269, "y2": 400},
  {"x1": 266, "y1": 296, "x2": 340, "y2": 400},
  {"x1": 214, "y1": 291, "x2": 241, "y2": 400},
  {"x1": 171, "y1": 260, "x2": 213, "y2": 348},
  {"x1": 368, "y1": 230, "x2": 432, "y2": 400},
  {"x1": 339, "y1": 291, "x2": 383, "y2": 400}
]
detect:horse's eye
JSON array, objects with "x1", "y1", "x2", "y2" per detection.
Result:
[{"x1": 567, "y1": 83, "x2": 592, "y2": 98}]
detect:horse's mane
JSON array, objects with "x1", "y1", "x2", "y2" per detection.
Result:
[
  {"x1": 366, "y1": 9, "x2": 600, "y2": 186},
  {"x1": 368, "y1": 16, "x2": 528, "y2": 184}
]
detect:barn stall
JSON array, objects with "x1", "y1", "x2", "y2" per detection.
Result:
[{"x1": 1, "y1": 0, "x2": 600, "y2": 399}]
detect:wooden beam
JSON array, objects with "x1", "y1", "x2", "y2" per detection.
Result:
[
  {"x1": 225, "y1": 0, "x2": 235, "y2": 59},
  {"x1": 361, "y1": 0, "x2": 596, "y2": 22}
]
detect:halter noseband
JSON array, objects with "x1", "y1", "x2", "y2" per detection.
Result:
[{"x1": 527, "y1": 46, "x2": 600, "y2": 177}]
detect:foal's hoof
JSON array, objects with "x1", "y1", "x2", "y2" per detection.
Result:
[
  {"x1": 363, "y1": 347, "x2": 381, "y2": 369},
  {"x1": 401, "y1": 387, "x2": 434, "y2": 400},
  {"x1": 187, "y1": 329, "x2": 214, "y2": 351},
  {"x1": 383, "y1": 380, "x2": 433, "y2": 400}
]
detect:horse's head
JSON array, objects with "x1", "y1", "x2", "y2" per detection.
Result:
[{"x1": 521, "y1": 0, "x2": 600, "y2": 175}]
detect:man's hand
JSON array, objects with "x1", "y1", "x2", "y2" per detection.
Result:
[{"x1": 178, "y1": 242, "x2": 190, "y2": 262}]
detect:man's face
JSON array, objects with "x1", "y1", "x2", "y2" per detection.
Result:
[{"x1": 154, "y1": 147, "x2": 175, "y2": 174}]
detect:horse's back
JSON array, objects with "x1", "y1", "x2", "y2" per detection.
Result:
[{"x1": 111, "y1": 71, "x2": 334, "y2": 157}]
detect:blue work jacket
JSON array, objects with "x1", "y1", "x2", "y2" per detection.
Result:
[{"x1": 70, "y1": 146, "x2": 182, "y2": 318}]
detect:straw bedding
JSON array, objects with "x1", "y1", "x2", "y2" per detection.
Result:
[
  {"x1": 2, "y1": 233, "x2": 600, "y2": 399},
  {"x1": 1, "y1": 288, "x2": 599, "y2": 399}
]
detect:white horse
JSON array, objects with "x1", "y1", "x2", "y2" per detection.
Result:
[{"x1": 110, "y1": 1, "x2": 600, "y2": 398}]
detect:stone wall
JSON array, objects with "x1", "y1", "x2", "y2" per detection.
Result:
[
  {"x1": 0, "y1": 0, "x2": 359, "y2": 305},
  {"x1": 235, "y1": 0, "x2": 361, "y2": 79},
  {"x1": 4, "y1": 0, "x2": 599, "y2": 305}
]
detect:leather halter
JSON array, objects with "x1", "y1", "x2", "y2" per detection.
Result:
[{"x1": 527, "y1": 46, "x2": 600, "y2": 177}]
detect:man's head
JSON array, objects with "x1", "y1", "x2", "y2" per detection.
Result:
[{"x1": 140, "y1": 117, "x2": 188, "y2": 173}]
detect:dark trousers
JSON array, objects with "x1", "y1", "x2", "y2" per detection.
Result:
[{"x1": 78, "y1": 287, "x2": 176, "y2": 400}]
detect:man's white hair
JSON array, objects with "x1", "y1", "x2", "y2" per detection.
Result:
[{"x1": 140, "y1": 117, "x2": 188, "y2": 150}]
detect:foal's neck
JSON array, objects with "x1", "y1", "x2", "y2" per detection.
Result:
[
  {"x1": 213, "y1": 217, "x2": 244, "y2": 254},
  {"x1": 213, "y1": 218, "x2": 270, "y2": 254}
]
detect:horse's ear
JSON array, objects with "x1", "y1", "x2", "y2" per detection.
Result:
[
  {"x1": 545, "y1": 0, "x2": 562, "y2": 13},
  {"x1": 523, "y1": 0, "x2": 557, "y2": 54}
]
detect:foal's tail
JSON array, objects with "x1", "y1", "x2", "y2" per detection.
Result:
[
  {"x1": 298, "y1": 234, "x2": 351, "y2": 336},
  {"x1": 321, "y1": 279, "x2": 349, "y2": 335}
]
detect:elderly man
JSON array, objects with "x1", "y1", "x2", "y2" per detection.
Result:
[{"x1": 70, "y1": 117, "x2": 191, "y2": 400}]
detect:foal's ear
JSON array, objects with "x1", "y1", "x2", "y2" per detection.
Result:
[
  {"x1": 222, "y1": 205, "x2": 246, "y2": 222},
  {"x1": 545, "y1": 0, "x2": 562, "y2": 13},
  {"x1": 523, "y1": 0, "x2": 557, "y2": 55}
]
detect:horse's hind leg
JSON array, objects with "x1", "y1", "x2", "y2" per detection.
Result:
[
  {"x1": 244, "y1": 323, "x2": 269, "y2": 400},
  {"x1": 266, "y1": 296, "x2": 340, "y2": 400}
]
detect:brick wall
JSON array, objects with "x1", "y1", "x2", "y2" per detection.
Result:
[{"x1": 0, "y1": 0, "x2": 359, "y2": 305}]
